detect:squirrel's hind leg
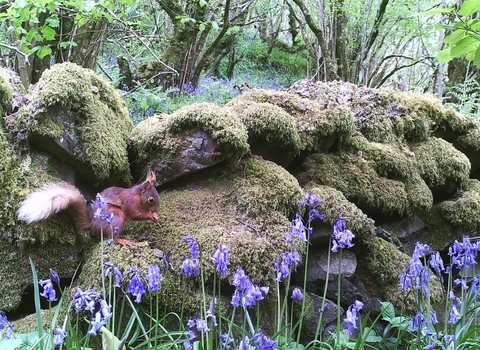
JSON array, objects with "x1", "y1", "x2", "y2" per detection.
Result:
[{"x1": 114, "y1": 238, "x2": 136, "y2": 249}]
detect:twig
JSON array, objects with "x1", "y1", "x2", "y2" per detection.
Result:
[{"x1": 0, "y1": 42, "x2": 30, "y2": 64}]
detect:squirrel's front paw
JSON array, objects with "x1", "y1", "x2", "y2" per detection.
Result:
[{"x1": 151, "y1": 213, "x2": 160, "y2": 222}]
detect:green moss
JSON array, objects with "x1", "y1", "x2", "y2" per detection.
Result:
[
  {"x1": 437, "y1": 179, "x2": 480, "y2": 234},
  {"x1": 0, "y1": 72, "x2": 13, "y2": 118},
  {"x1": 167, "y1": 102, "x2": 249, "y2": 158},
  {"x1": 6, "y1": 62, "x2": 132, "y2": 184},
  {"x1": 307, "y1": 185, "x2": 376, "y2": 244},
  {"x1": 129, "y1": 103, "x2": 249, "y2": 177},
  {"x1": 301, "y1": 151, "x2": 425, "y2": 216},
  {"x1": 229, "y1": 89, "x2": 355, "y2": 152},
  {"x1": 412, "y1": 137, "x2": 470, "y2": 188},
  {"x1": 225, "y1": 100, "x2": 301, "y2": 160},
  {"x1": 364, "y1": 237, "x2": 444, "y2": 313},
  {"x1": 232, "y1": 158, "x2": 303, "y2": 217}
]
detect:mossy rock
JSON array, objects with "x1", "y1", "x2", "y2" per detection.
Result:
[
  {"x1": 229, "y1": 89, "x2": 354, "y2": 152},
  {"x1": 74, "y1": 158, "x2": 303, "y2": 314},
  {"x1": 0, "y1": 70, "x2": 13, "y2": 118},
  {"x1": 412, "y1": 137, "x2": 470, "y2": 192},
  {"x1": 128, "y1": 103, "x2": 249, "y2": 182},
  {"x1": 5, "y1": 62, "x2": 132, "y2": 186},
  {"x1": 307, "y1": 185, "x2": 376, "y2": 244},
  {"x1": 437, "y1": 179, "x2": 480, "y2": 234},
  {"x1": 225, "y1": 100, "x2": 301, "y2": 164},
  {"x1": 364, "y1": 237, "x2": 444, "y2": 314},
  {"x1": 0, "y1": 128, "x2": 83, "y2": 312}
]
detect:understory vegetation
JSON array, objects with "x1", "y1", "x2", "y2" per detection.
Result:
[{"x1": 2, "y1": 193, "x2": 480, "y2": 349}]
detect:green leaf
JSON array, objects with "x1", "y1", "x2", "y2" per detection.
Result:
[
  {"x1": 474, "y1": 46, "x2": 480, "y2": 67},
  {"x1": 418, "y1": 7, "x2": 454, "y2": 16},
  {"x1": 444, "y1": 29, "x2": 466, "y2": 44},
  {"x1": 46, "y1": 17, "x2": 60, "y2": 27},
  {"x1": 41, "y1": 26, "x2": 56, "y2": 40},
  {"x1": 0, "y1": 338, "x2": 24, "y2": 350},
  {"x1": 380, "y1": 301, "x2": 395, "y2": 320},
  {"x1": 199, "y1": 22, "x2": 205, "y2": 32},
  {"x1": 37, "y1": 46, "x2": 52, "y2": 59},
  {"x1": 458, "y1": 0, "x2": 480, "y2": 17},
  {"x1": 211, "y1": 20, "x2": 219, "y2": 31},
  {"x1": 451, "y1": 36, "x2": 478, "y2": 58},
  {"x1": 437, "y1": 47, "x2": 452, "y2": 63}
]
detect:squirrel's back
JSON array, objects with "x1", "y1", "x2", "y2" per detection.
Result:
[{"x1": 17, "y1": 183, "x2": 87, "y2": 224}]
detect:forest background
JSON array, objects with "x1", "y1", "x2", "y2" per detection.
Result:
[{"x1": 0, "y1": 0, "x2": 479, "y2": 123}]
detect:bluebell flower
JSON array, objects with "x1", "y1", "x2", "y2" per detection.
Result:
[
  {"x1": 88, "y1": 310, "x2": 104, "y2": 335},
  {"x1": 183, "y1": 237, "x2": 200, "y2": 259},
  {"x1": 182, "y1": 257, "x2": 200, "y2": 277},
  {"x1": 195, "y1": 318, "x2": 209, "y2": 332},
  {"x1": 454, "y1": 278, "x2": 468, "y2": 290},
  {"x1": 73, "y1": 288, "x2": 99, "y2": 313},
  {"x1": 448, "y1": 289, "x2": 462, "y2": 306},
  {"x1": 344, "y1": 300, "x2": 363, "y2": 336},
  {"x1": 291, "y1": 287, "x2": 303, "y2": 300},
  {"x1": 252, "y1": 332, "x2": 278, "y2": 350},
  {"x1": 286, "y1": 214, "x2": 308, "y2": 243},
  {"x1": 430, "y1": 310, "x2": 438, "y2": 325},
  {"x1": 49, "y1": 269, "x2": 60, "y2": 285},
  {"x1": 206, "y1": 298, "x2": 218, "y2": 327},
  {"x1": 53, "y1": 326, "x2": 67, "y2": 347},
  {"x1": 308, "y1": 208, "x2": 324, "y2": 224},
  {"x1": 298, "y1": 192, "x2": 323, "y2": 208},
  {"x1": 126, "y1": 267, "x2": 145, "y2": 303},
  {"x1": 274, "y1": 251, "x2": 302, "y2": 282},
  {"x1": 399, "y1": 243, "x2": 432, "y2": 296},
  {"x1": 99, "y1": 299, "x2": 112, "y2": 320},
  {"x1": 219, "y1": 333, "x2": 234, "y2": 350},
  {"x1": 0, "y1": 311, "x2": 15, "y2": 340},
  {"x1": 243, "y1": 284, "x2": 269, "y2": 307},
  {"x1": 238, "y1": 335, "x2": 255, "y2": 350},
  {"x1": 448, "y1": 236, "x2": 480, "y2": 270},
  {"x1": 105, "y1": 262, "x2": 122, "y2": 288},
  {"x1": 428, "y1": 251, "x2": 444, "y2": 273},
  {"x1": 409, "y1": 311, "x2": 426, "y2": 332},
  {"x1": 232, "y1": 267, "x2": 251, "y2": 290},
  {"x1": 444, "y1": 334, "x2": 455, "y2": 344},
  {"x1": 146, "y1": 264, "x2": 162, "y2": 292},
  {"x1": 39, "y1": 278, "x2": 57, "y2": 302},
  {"x1": 212, "y1": 243, "x2": 230, "y2": 277},
  {"x1": 331, "y1": 217, "x2": 354, "y2": 252},
  {"x1": 448, "y1": 305, "x2": 461, "y2": 325}
]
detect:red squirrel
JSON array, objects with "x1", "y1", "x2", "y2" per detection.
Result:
[{"x1": 17, "y1": 170, "x2": 160, "y2": 248}]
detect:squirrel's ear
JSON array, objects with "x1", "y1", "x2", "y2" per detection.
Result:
[{"x1": 145, "y1": 170, "x2": 157, "y2": 187}]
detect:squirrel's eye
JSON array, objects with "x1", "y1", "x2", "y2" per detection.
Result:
[{"x1": 148, "y1": 197, "x2": 154, "y2": 204}]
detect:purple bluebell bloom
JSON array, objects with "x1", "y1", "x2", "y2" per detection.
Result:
[
  {"x1": 274, "y1": 251, "x2": 302, "y2": 282},
  {"x1": 105, "y1": 262, "x2": 123, "y2": 288},
  {"x1": 183, "y1": 237, "x2": 200, "y2": 259},
  {"x1": 298, "y1": 192, "x2": 323, "y2": 208},
  {"x1": 212, "y1": 243, "x2": 230, "y2": 277},
  {"x1": 53, "y1": 326, "x2": 67, "y2": 347},
  {"x1": 252, "y1": 332, "x2": 278, "y2": 350},
  {"x1": 146, "y1": 264, "x2": 162, "y2": 292},
  {"x1": 219, "y1": 333, "x2": 234, "y2": 350},
  {"x1": 409, "y1": 311, "x2": 426, "y2": 332},
  {"x1": 39, "y1": 278, "x2": 57, "y2": 302},
  {"x1": 230, "y1": 267, "x2": 269, "y2": 308},
  {"x1": 448, "y1": 236, "x2": 480, "y2": 270},
  {"x1": 448, "y1": 305, "x2": 461, "y2": 325},
  {"x1": 182, "y1": 257, "x2": 200, "y2": 277},
  {"x1": 73, "y1": 288, "x2": 99, "y2": 313},
  {"x1": 344, "y1": 300, "x2": 364, "y2": 335},
  {"x1": 232, "y1": 267, "x2": 251, "y2": 290},
  {"x1": 126, "y1": 267, "x2": 145, "y2": 303},
  {"x1": 331, "y1": 217, "x2": 354, "y2": 252},
  {"x1": 49, "y1": 269, "x2": 60, "y2": 284},
  {"x1": 0, "y1": 311, "x2": 14, "y2": 340},
  {"x1": 286, "y1": 214, "x2": 308, "y2": 243},
  {"x1": 291, "y1": 287, "x2": 304, "y2": 300}
]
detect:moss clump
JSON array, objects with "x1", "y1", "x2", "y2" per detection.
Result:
[
  {"x1": 437, "y1": 179, "x2": 480, "y2": 234},
  {"x1": 129, "y1": 103, "x2": 249, "y2": 178},
  {"x1": 167, "y1": 102, "x2": 249, "y2": 158},
  {"x1": 229, "y1": 89, "x2": 355, "y2": 152},
  {"x1": 6, "y1": 62, "x2": 132, "y2": 185},
  {"x1": 0, "y1": 130, "x2": 82, "y2": 311},
  {"x1": 364, "y1": 237, "x2": 444, "y2": 313},
  {"x1": 0, "y1": 71, "x2": 13, "y2": 118},
  {"x1": 307, "y1": 185, "x2": 376, "y2": 244},
  {"x1": 225, "y1": 100, "x2": 301, "y2": 161},
  {"x1": 412, "y1": 137, "x2": 470, "y2": 189},
  {"x1": 232, "y1": 158, "x2": 303, "y2": 217}
]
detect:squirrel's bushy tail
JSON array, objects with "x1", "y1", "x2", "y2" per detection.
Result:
[{"x1": 17, "y1": 183, "x2": 90, "y2": 228}]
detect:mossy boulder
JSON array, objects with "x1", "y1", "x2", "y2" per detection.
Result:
[
  {"x1": 0, "y1": 70, "x2": 13, "y2": 118},
  {"x1": 4, "y1": 62, "x2": 132, "y2": 186},
  {"x1": 128, "y1": 103, "x2": 249, "y2": 183},
  {"x1": 0, "y1": 127, "x2": 83, "y2": 311}
]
